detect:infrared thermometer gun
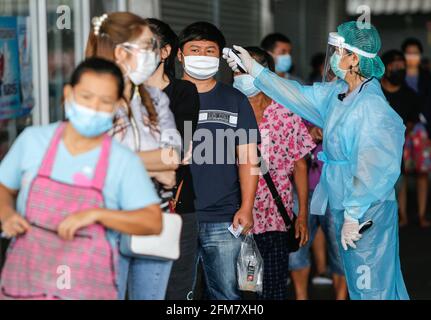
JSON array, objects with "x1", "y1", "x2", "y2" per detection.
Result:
[
  {"x1": 359, "y1": 220, "x2": 373, "y2": 234},
  {"x1": 223, "y1": 47, "x2": 247, "y2": 74}
]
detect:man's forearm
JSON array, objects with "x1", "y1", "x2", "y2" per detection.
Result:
[
  {"x1": 238, "y1": 162, "x2": 259, "y2": 211},
  {"x1": 294, "y1": 159, "x2": 309, "y2": 216}
]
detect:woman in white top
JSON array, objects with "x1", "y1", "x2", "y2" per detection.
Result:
[{"x1": 85, "y1": 12, "x2": 181, "y2": 300}]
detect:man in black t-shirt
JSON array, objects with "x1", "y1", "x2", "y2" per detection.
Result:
[
  {"x1": 381, "y1": 49, "x2": 431, "y2": 228},
  {"x1": 178, "y1": 22, "x2": 260, "y2": 300}
]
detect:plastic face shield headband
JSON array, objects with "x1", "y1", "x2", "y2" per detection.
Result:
[{"x1": 322, "y1": 32, "x2": 377, "y2": 83}]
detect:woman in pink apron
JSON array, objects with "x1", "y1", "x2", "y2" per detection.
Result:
[{"x1": 0, "y1": 57, "x2": 162, "y2": 300}]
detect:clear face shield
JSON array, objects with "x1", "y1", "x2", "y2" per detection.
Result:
[
  {"x1": 323, "y1": 32, "x2": 378, "y2": 82},
  {"x1": 322, "y1": 32, "x2": 351, "y2": 83}
]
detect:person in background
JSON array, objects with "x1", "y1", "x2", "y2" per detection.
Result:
[
  {"x1": 145, "y1": 18, "x2": 201, "y2": 300},
  {"x1": 85, "y1": 12, "x2": 182, "y2": 300},
  {"x1": 178, "y1": 22, "x2": 260, "y2": 300},
  {"x1": 233, "y1": 47, "x2": 311, "y2": 300},
  {"x1": 0, "y1": 57, "x2": 162, "y2": 300},
  {"x1": 289, "y1": 125, "x2": 348, "y2": 300},
  {"x1": 421, "y1": 57, "x2": 431, "y2": 73},
  {"x1": 381, "y1": 49, "x2": 431, "y2": 228},
  {"x1": 260, "y1": 32, "x2": 303, "y2": 83},
  {"x1": 402, "y1": 38, "x2": 431, "y2": 135},
  {"x1": 308, "y1": 53, "x2": 326, "y2": 84}
]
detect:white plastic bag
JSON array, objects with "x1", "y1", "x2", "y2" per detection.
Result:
[{"x1": 237, "y1": 234, "x2": 263, "y2": 294}]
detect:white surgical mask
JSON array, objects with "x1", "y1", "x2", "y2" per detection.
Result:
[
  {"x1": 183, "y1": 55, "x2": 220, "y2": 80},
  {"x1": 121, "y1": 45, "x2": 160, "y2": 85}
]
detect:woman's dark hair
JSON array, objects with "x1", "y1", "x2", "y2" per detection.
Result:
[
  {"x1": 401, "y1": 37, "x2": 423, "y2": 54},
  {"x1": 260, "y1": 33, "x2": 291, "y2": 53},
  {"x1": 381, "y1": 49, "x2": 406, "y2": 67},
  {"x1": 244, "y1": 46, "x2": 275, "y2": 72},
  {"x1": 146, "y1": 18, "x2": 179, "y2": 78},
  {"x1": 178, "y1": 21, "x2": 226, "y2": 55},
  {"x1": 70, "y1": 57, "x2": 124, "y2": 99}
]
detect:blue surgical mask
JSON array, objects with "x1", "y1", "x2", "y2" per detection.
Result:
[
  {"x1": 233, "y1": 74, "x2": 260, "y2": 97},
  {"x1": 330, "y1": 53, "x2": 348, "y2": 80},
  {"x1": 275, "y1": 54, "x2": 292, "y2": 73},
  {"x1": 65, "y1": 98, "x2": 114, "y2": 138}
]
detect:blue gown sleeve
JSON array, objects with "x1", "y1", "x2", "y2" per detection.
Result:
[
  {"x1": 252, "y1": 62, "x2": 335, "y2": 128},
  {"x1": 342, "y1": 94, "x2": 406, "y2": 220}
]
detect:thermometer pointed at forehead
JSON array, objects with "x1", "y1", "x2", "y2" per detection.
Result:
[{"x1": 223, "y1": 47, "x2": 247, "y2": 74}]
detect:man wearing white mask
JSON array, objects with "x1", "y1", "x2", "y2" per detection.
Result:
[
  {"x1": 178, "y1": 22, "x2": 260, "y2": 300},
  {"x1": 261, "y1": 33, "x2": 303, "y2": 83}
]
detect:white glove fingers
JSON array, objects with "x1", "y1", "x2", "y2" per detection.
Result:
[
  {"x1": 346, "y1": 238, "x2": 357, "y2": 249},
  {"x1": 341, "y1": 237, "x2": 348, "y2": 251}
]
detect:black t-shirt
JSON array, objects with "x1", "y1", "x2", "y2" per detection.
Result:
[
  {"x1": 383, "y1": 84, "x2": 422, "y2": 125},
  {"x1": 163, "y1": 78, "x2": 200, "y2": 214},
  {"x1": 190, "y1": 82, "x2": 261, "y2": 223}
]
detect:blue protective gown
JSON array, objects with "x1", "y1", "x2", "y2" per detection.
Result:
[{"x1": 253, "y1": 65, "x2": 409, "y2": 300}]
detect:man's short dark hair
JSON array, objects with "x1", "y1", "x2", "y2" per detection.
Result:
[
  {"x1": 381, "y1": 49, "x2": 406, "y2": 67},
  {"x1": 401, "y1": 37, "x2": 423, "y2": 54},
  {"x1": 260, "y1": 33, "x2": 291, "y2": 52},
  {"x1": 178, "y1": 22, "x2": 226, "y2": 54}
]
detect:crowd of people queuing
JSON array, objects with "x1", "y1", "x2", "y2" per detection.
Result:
[{"x1": 0, "y1": 11, "x2": 430, "y2": 300}]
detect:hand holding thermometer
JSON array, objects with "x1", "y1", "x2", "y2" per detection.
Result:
[
  {"x1": 359, "y1": 220, "x2": 373, "y2": 234},
  {"x1": 1, "y1": 232, "x2": 11, "y2": 239},
  {"x1": 223, "y1": 47, "x2": 247, "y2": 74}
]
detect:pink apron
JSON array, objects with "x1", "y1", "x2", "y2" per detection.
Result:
[{"x1": 1, "y1": 123, "x2": 117, "y2": 300}]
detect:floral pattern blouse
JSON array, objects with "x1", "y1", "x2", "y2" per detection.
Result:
[{"x1": 253, "y1": 101, "x2": 315, "y2": 234}]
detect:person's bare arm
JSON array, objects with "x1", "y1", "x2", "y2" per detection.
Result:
[
  {"x1": 0, "y1": 183, "x2": 31, "y2": 237},
  {"x1": 293, "y1": 158, "x2": 309, "y2": 247},
  {"x1": 232, "y1": 143, "x2": 259, "y2": 234},
  {"x1": 150, "y1": 171, "x2": 176, "y2": 189},
  {"x1": 138, "y1": 148, "x2": 180, "y2": 172},
  {"x1": 57, "y1": 204, "x2": 162, "y2": 241}
]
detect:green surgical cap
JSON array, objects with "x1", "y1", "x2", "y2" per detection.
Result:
[{"x1": 337, "y1": 21, "x2": 385, "y2": 79}]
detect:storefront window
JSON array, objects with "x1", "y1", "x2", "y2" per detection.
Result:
[
  {"x1": 47, "y1": 0, "x2": 76, "y2": 122},
  {"x1": 0, "y1": 0, "x2": 33, "y2": 160},
  {"x1": 47, "y1": 0, "x2": 124, "y2": 123},
  {"x1": 0, "y1": 0, "x2": 34, "y2": 269},
  {"x1": 90, "y1": 0, "x2": 120, "y2": 17}
]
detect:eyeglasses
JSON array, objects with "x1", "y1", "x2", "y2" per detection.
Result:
[{"x1": 121, "y1": 38, "x2": 159, "y2": 52}]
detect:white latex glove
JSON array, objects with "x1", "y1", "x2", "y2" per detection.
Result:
[
  {"x1": 341, "y1": 213, "x2": 362, "y2": 250},
  {"x1": 222, "y1": 45, "x2": 256, "y2": 75}
]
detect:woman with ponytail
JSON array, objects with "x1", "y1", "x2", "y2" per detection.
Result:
[{"x1": 85, "y1": 12, "x2": 182, "y2": 300}]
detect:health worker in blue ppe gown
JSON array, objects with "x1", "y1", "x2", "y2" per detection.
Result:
[{"x1": 224, "y1": 21, "x2": 409, "y2": 300}]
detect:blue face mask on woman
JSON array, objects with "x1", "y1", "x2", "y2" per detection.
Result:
[
  {"x1": 233, "y1": 74, "x2": 261, "y2": 97},
  {"x1": 65, "y1": 98, "x2": 114, "y2": 138},
  {"x1": 330, "y1": 53, "x2": 349, "y2": 80},
  {"x1": 275, "y1": 54, "x2": 292, "y2": 74}
]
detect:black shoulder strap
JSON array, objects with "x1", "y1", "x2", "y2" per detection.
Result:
[{"x1": 258, "y1": 149, "x2": 295, "y2": 228}]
